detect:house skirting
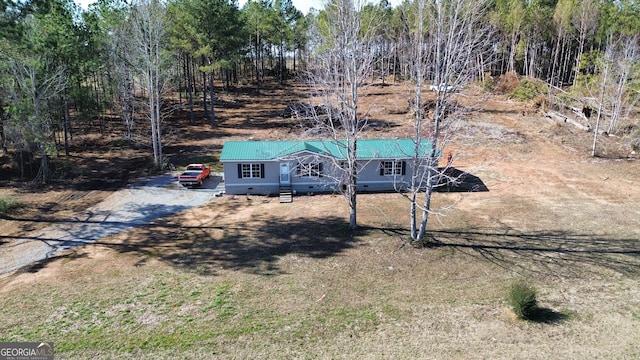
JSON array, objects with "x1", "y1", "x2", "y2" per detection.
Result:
[{"x1": 224, "y1": 180, "x2": 414, "y2": 196}]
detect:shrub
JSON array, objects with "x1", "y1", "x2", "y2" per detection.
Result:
[
  {"x1": 507, "y1": 280, "x2": 538, "y2": 320},
  {"x1": 494, "y1": 72, "x2": 519, "y2": 94},
  {"x1": 510, "y1": 78, "x2": 548, "y2": 102},
  {"x1": 0, "y1": 196, "x2": 20, "y2": 214}
]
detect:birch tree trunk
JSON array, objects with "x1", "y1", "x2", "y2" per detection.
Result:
[
  {"x1": 408, "y1": 0, "x2": 493, "y2": 243},
  {"x1": 185, "y1": 54, "x2": 195, "y2": 124},
  {"x1": 306, "y1": 0, "x2": 379, "y2": 230},
  {"x1": 129, "y1": 0, "x2": 170, "y2": 169},
  {"x1": 209, "y1": 70, "x2": 216, "y2": 126},
  {"x1": 607, "y1": 35, "x2": 639, "y2": 134},
  {"x1": 572, "y1": 0, "x2": 599, "y2": 86}
]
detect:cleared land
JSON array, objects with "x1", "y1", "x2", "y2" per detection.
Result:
[{"x1": 1, "y1": 81, "x2": 639, "y2": 359}]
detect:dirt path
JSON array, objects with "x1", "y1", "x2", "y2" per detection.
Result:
[{"x1": 0, "y1": 174, "x2": 223, "y2": 274}]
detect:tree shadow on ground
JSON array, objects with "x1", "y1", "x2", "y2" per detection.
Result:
[
  {"x1": 371, "y1": 226, "x2": 640, "y2": 278},
  {"x1": 103, "y1": 213, "x2": 362, "y2": 276},
  {"x1": 20, "y1": 251, "x2": 91, "y2": 274},
  {"x1": 0, "y1": 200, "x2": 208, "y2": 274},
  {"x1": 2, "y1": 200, "x2": 363, "y2": 277},
  {"x1": 429, "y1": 228, "x2": 640, "y2": 277}
]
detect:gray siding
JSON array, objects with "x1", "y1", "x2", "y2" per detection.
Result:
[
  {"x1": 223, "y1": 158, "x2": 437, "y2": 195},
  {"x1": 358, "y1": 159, "x2": 408, "y2": 192},
  {"x1": 223, "y1": 161, "x2": 280, "y2": 195}
]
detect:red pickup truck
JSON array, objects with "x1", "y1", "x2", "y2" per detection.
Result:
[{"x1": 178, "y1": 164, "x2": 211, "y2": 187}]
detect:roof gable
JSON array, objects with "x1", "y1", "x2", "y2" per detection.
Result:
[{"x1": 220, "y1": 138, "x2": 437, "y2": 162}]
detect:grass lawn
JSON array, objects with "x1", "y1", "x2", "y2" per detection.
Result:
[{"x1": 2, "y1": 191, "x2": 639, "y2": 359}]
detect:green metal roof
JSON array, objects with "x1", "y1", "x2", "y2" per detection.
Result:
[{"x1": 219, "y1": 138, "x2": 437, "y2": 162}]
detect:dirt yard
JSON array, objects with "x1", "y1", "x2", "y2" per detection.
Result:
[{"x1": 0, "y1": 81, "x2": 639, "y2": 359}]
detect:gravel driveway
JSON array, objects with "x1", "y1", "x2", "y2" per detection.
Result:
[{"x1": 0, "y1": 173, "x2": 224, "y2": 274}]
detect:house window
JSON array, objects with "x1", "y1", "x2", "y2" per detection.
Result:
[
  {"x1": 380, "y1": 160, "x2": 405, "y2": 176},
  {"x1": 238, "y1": 163, "x2": 264, "y2": 178},
  {"x1": 297, "y1": 162, "x2": 323, "y2": 177}
]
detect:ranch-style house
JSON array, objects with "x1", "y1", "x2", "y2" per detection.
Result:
[{"x1": 219, "y1": 138, "x2": 438, "y2": 200}]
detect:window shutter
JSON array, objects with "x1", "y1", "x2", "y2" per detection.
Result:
[
  {"x1": 237, "y1": 164, "x2": 242, "y2": 178},
  {"x1": 319, "y1": 162, "x2": 323, "y2": 177},
  {"x1": 401, "y1": 161, "x2": 406, "y2": 175},
  {"x1": 379, "y1": 162, "x2": 384, "y2": 176},
  {"x1": 260, "y1": 164, "x2": 265, "y2": 178}
]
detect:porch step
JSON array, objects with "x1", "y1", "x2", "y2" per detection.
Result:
[{"x1": 279, "y1": 186, "x2": 293, "y2": 203}]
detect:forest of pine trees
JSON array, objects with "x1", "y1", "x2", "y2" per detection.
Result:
[{"x1": 1, "y1": 0, "x2": 639, "y2": 182}]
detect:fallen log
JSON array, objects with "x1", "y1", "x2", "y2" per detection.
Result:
[{"x1": 546, "y1": 111, "x2": 591, "y2": 132}]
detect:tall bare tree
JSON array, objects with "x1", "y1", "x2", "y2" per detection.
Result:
[
  {"x1": 1, "y1": 15, "x2": 68, "y2": 183},
  {"x1": 3, "y1": 55, "x2": 67, "y2": 183},
  {"x1": 592, "y1": 34, "x2": 640, "y2": 156},
  {"x1": 551, "y1": 0, "x2": 574, "y2": 86},
  {"x1": 306, "y1": 0, "x2": 379, "y2": 230},
  {"x1": 591, "y1": 38, "x2": 611, "y2": 157},
  {"x1": 407, "y1": 0, "x2": 493, "y2": 243},
  {"x1": 127, "y1": 0, "x2": 171, "y2": 169},
  {"x1": 104, "y1": 6, "x2": 137, "y2": 140},
  {"x1": 571, "y1": 0, "x2": 599, "y2": 86},
  {"x1": 606, "y1": 34, "x2": 640, "y2": 134}
]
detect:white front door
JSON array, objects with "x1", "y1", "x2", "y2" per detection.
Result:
[{"x1": 279, "y1": 163, "x2": 291, "y2": 186}]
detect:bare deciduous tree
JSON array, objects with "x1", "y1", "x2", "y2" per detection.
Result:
[
  {"x1": 4, "y1": 56, "x2": 67, "y2": 183},
  {"x1": 1, "y1": 13, "x2": 68, "y2": 183},
  {"x1": 591, "y1": 40, "x2": 611, "y2": 157},
  {"x1": 108, "y1": 21, "x2": 137, "y2": 140},
  {"x1": 306, "y1": 0, "x2": 379, "y2": 230},
  {"x1": 127, "y1": 0, "x2": 171, "y2": 169},
  {"x1": 607, "y1": 34, "x2": 640, "y2": 134},
  {"x1": 592, "y1": 34, "x2": 640, "y2": 156},
  {"x1": 572, "y1": 0, "x2": 599, "y2": 87},
  {"x1": 551, "y1": 0, "x2": 574, "y2": 86},
  {"x1": 407, "y1": 0, "x2": 493, "y2": 243}
]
